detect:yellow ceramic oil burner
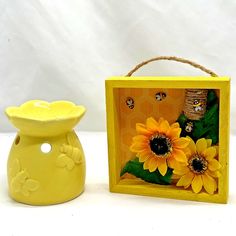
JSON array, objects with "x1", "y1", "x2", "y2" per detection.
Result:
[{"x1": 5, "y1": 100, "x2": 86, "y2": 205}]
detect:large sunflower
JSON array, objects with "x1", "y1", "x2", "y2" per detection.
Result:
[
  {"x1": 130, "y1": 117, "x2": 190, "y2": 176},
  {"x1": 174, "y1": 137, "x2": 221, "y2": 194}
]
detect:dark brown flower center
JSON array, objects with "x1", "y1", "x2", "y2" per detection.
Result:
[
  {"x1": 150, "y1": 135, "x2": 171, "y2": 157},
  {"x1": 189, "y1": 155, "x2": 208, "y2": 174}
]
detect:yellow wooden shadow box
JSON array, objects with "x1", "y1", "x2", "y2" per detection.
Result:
[{"x1": 106, "y1": 75, "x2": 230, "y2": 203}]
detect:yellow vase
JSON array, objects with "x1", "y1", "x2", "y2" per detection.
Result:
[{"x1": 5, "y1": 100, "x2": 86, "y2": 205}]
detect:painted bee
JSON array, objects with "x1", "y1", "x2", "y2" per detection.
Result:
[
  {"x1": 185, "y1": 121, "x2": 193, "y2": 133},
  {"x1": 193, "y1": 99, "x2": 204, "y2": 112},
  {"x1": 126, "y1": 97, "x2": 134, "y2": 109},
  {"x1": 155, "y1": 92, "x2": 166, "y2": 101}
]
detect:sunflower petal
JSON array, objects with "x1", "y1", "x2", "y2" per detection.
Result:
[
  {"x1": 137, "y1": 150, "x2": 151, "y2": 162},
  {"x1": 172, "y1": 174, "x2": 181, "y2": 179},
  {"x1": 184, "y1": 183, "x2": 192, "y2": 189},
  {"x1": 191, "y1": 175, "x2": 203, "y2": 193},
  {"x1": 136, "y1": 123, "x2": 151, "y2": 135},
  {"x1": 157, "y1": 158, "x2": 168, "y2": 176},
  {"x1": 130, "y1": 142, "x2": 147, "y2": 152},
  {"x1": 202, "y1": 173, "x2": 217, "y2": 194},
  {"x1": 196, "y1": 138, "x2": 207, "y2": 154},
  {"x1": 186, "y1": 136, "x2": 196, "y2": 154},
  {"x1": 206, "y1": 170, "x2": 221, "y2": 178},
  {"x1": 167, "y1": 128, "x2": 181, "y2": 140},
  {"x1": 176, "y1": 172, "x2": 194, "y2": 187},
  {"x1": 168, "y1": 156, "x2": 183, "y2": 170},
  {"x1": 206, "y1": 139, "x2": 212, "y2": 148},
  {"x1": 148, "y1": 157, "x2": 159, "y2": 172},
  {"x1": 146, "y1": 117, "x2": 159, "y2": 131},
  {"x1": 183, "y1": 147, "x2": 192, "y2": 158},
  {"x1": 208, "y1": 159, "x2": 221, "y2": 171},
  {"x1": 173, "y1": 137, "x2": 190, "y2": 149},
  {"x1": 170, "y1": 122, "x2": 180, "y2": 129},
  {"x1": 172, "y1": 149, "x2": 187, "y2": 163},
  {"x1": 132, "y1": 135, "x2": 149, "y2": 143},
  {"x1": 203, "y1": 147, "x2": 217, "y2": 161},
  {"x1": 173, "y1": 166, "x2": 190, "y2": 176},
  {"x1": 159, "y1": 120, "x2": 170, "y2": 133},
  {"x1": 143, "y1": 158, "x2": 151, "y2": 170}
]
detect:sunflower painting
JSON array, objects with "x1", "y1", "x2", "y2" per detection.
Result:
[
  {"x1": 130, "y1": 117, "x2": 189, "y2": 176},
  {"x1": 174, "y1": 137, "x2": 221, "y2": 194},
  {"x1": 120, "y1": 89, "x2": 222, "y2": 195}
]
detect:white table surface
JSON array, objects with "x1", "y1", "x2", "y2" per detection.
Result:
[{"x1": 0, "y1": 132, "x2": 235, "y2": 236}]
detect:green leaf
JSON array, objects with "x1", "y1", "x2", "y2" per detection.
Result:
[
  {"x1": 177, "y1": 113, "x2": 187, "y2": 127},
  {"x1": 120, "y1": 158, "x2": 173, "y2": 185},
  {"x1": 202, "y1": 103, "x2": 218, "y2": 122},
  {"x1": 192, "y1": 103, "x2": 219, "y2": 144},
  {"x1": 207, "y1": 90, "x2": 218, "y2": 108}
]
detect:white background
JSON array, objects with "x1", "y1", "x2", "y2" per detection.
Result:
[
  {"x1": 0, "y1": 0, "x2": 235, "y2": 132},
  {"x1": 0, "y1": 1, "x2": 235, "y2": 236}
]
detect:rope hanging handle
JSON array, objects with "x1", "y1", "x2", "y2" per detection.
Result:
[
  {"x1": 126, "y1": 56, "x2": 218, "y2": 120},
  {"x1": 126, "y1": 56, "x2": 218, "y2": 77}
]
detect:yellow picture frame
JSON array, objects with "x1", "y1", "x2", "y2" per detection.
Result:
[{"x1": 105, "y1": 76, "x2": 230, "y2": 203}]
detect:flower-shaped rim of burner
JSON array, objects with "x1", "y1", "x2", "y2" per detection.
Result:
[{"x1": 5, "y1": 100, "x2": 86, "y2": 137}]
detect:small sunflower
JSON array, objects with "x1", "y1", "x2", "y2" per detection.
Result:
[
  {"x1": 130, "y1": 117, "x2": 190, "y2": 176},
  {"x1": 174, "y1": 137, "x2": 221, "y2": 194}
]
